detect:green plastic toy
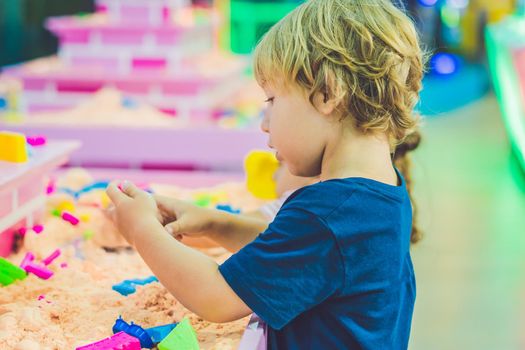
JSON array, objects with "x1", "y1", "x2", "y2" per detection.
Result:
[
  {"x1": 158, "y1": 318, "x2": 200, "y2": 350},
  {"x1": 0, "y1": 257, "x2": 27, "y2": 286}
]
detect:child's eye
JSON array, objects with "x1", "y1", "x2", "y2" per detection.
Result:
[{"x1": 264, "y1": 97, "x2": 274, "y2": 103}]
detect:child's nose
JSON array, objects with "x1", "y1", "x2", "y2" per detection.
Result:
[{"x1": 260, "y1": 112, "x2": 270, "y2": 133}]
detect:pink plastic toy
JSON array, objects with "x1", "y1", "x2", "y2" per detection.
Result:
[
  {"x1": 62, "y1": 212, "x2": 80, "y2": 226},
  {"x1": 38, "y1": 295, "x2": 45, "y2": 300},
  {"x1": 75, "y1": 331, "x2": 141, "y2": 350},
  {"x1": 24, "y1": 263, "x2": 54, "y2": 280},
  {"x1": 42, "y1": 249, "x2": 61, "y2": 266},
  {"x1": 46, "y1": 180, "x2": 56, "y2": 195},
  {"x1": 26, "y1": 136, "x2": 47, "y2": 147},
  {"x1": 19, "y1": 252, "x2": 35, "y2": 270},
  {"x1": 18, "y1": 227, "x2": 27, "y2": 236},
  {"x1": 32, "y1": 224, "x2": 44, "y2": 234}
]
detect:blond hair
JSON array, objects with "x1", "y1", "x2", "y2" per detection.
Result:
[
  {"x1": 254, "y1": 0, "x2": 424, "y2": 146},
  {"x1": 254, "y1": 0, "x2": 425, "y2": 243}
]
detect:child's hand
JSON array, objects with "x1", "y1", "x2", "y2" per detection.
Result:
[
  {"x1": 154, "y1": 195, "x2": 217, "y2": 241},
  {"x1": 106, "y1": 181, "x2": 162, "y2": 245}
]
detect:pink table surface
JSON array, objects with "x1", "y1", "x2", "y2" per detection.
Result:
[
  {"x1": 66, "y1": 168, "x2": 245, "y2": 188},
  {"x1": 0, "y1": 140, "x2": 81, "y2": 191},
  {"x1": 0, "y1": 124, "x2": 268, "y2": 171}
]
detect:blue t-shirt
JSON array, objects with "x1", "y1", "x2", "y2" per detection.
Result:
[{"x1": 219, "y1": 171, "x2": 415, "y2": 349}]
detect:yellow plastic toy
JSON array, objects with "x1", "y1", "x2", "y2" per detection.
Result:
[
  {"x1": 100, "y1": 192, "x2": 111, "y2": 209},
  {"x1": 0, "y1": 131, "x2": 28, "y2": 163},
  {"x1": 244, "y1": 150, "x2": 279, "y2": 200},
  {"x1": 57, "y1": 200, "x2": 75, "y2": 213}
]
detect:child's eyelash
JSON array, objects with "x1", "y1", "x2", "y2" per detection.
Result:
[{"x1": 265, "y1": 97, "x2": 274, "y2": 103}]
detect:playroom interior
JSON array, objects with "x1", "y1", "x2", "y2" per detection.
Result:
[{"x1": 1, "y1": 0, "x2": 525, "y2": 349}]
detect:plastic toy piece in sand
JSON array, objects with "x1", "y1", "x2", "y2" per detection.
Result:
[
  {"x1": 57, "y1": 181, "x2": 152, "y2": 200},
  {"x1": 0, "y1": 131, "x2": 28, "y2": 163},
  {"x1": 24, "y1": 263, "x2": 53, "y2": 280},
  {"x1": 77, "y1": 181, "x2": 110, "y2": 197},
  {"x1": 216, "y1": 204, "x2": 241, "y2": 214},
  {"x1": 19, "y1": 252, "x2": 35, "y2": 270},
  {"x1": 62, "y1": 211, "x2": 80, "y2": 225},
  {"x1": 112, "y1": 276, "x2": 159, "y2": 296},
  {"x1": 75, "y1": 331, "x2": 141, "y2": 350},
  {"x1": 32, "y1": 224, "x2": 44, "y2": 234},
  {"x1": 145, "y1": 323, "x2": 179, "y2": 344},
  {"x1": 46, "y1": 179, "x2": 56, "y2": 194},
  {"x1": 158, "y1": 318, "x2": 199, "y2": 350},
  {"x1": 112, "y1": 316, "x2": 155, "y2": 348},
  {"x1": 193, "y1": 194, "x2": 212, "y2": 208},
  {"x1": 42, "y1": 249, "x2": 61, "y2": 266},
  {"x1": 0, "y1": 257, "x2": 27, "y2": 286},
  {"x1": 57, "y1": 200, "x2": 75, "y2": 213}
]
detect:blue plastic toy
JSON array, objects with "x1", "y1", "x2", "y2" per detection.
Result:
[
  {"x1": 112, "y1": 316, "x2": 154, "y2": 349},
  {"x1": 57, "y1": 181, "x2": 153, "y2": 199},
  {"x1": 215, "y1": 204, "x2": 241, "y2": 214},
  {"x1": 112, "y1": 276, "x2": 159, "y2": 296},
  {"x1": 145, "y1": 323, "x2": 179, "y2": 344}
]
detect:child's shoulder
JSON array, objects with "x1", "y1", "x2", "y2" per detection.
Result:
[{"x1": 282, "y1": 176, "x2": 408, "y2": 218}]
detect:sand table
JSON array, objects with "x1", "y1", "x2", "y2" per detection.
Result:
[
  {"x1": 0, "y1": 171, "x2": 268, "y2": 349},
  {"x1": 26, "y1": 89, "x2": 184, "y2": 128}
]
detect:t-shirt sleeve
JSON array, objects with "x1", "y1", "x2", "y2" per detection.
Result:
[{"x1": 219, "y1": 207, "x2": 345, "y2": 330}]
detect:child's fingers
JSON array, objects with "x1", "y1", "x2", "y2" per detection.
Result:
[
  {"x1": 165, "y1": 222, "x2": 180, "y2": 235},
  {"x1": 154, "y1": 194, "x2": 185, "y2": 212},
  {"x1": 103, "y1": 205, "x2": 117, "y2": 222},
  {"x1": 153, "y1": 194, "x2": 171, "y2": 210},
  {"x1": 120, "y1": 181, "x2": 147, "y2": 199},
  {"x1": 106, "y1": 182, "x2": 127, "y2": 205}
]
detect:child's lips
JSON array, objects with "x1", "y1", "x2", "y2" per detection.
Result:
[{"x1": 267, "y1": 142, "x2": 281, "y2": 160}]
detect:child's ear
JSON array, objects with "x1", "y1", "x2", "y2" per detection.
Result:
[{"x1": 312, "y1": 90, "x2": 338, "y2": 116}]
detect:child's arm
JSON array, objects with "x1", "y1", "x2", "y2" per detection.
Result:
[
  {"x1": 106, "y1": 182, "x2": 253, "y2": 322},
  {"x1": 154, "y1": 195, "x2": 268, "y2": 253}
]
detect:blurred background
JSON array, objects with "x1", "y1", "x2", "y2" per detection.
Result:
[{"x1": 1, "y1": 0, "x2": 524, "y2": 349}]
